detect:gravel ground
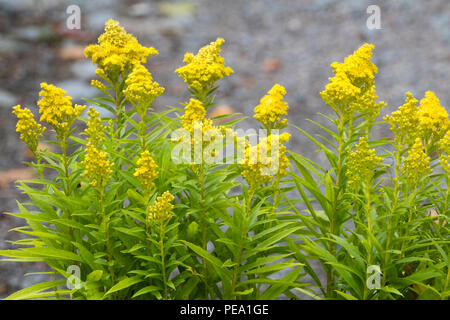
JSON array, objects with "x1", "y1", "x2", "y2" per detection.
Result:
[{"x1": 0, "y1": 0, "x2": 449, "y2": 298}]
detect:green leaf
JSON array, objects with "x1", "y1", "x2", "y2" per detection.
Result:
[
  {"x1": 4, "y1": 280, "x2": 66, "y2": 300},
  {"x1": 104, "y1": 276, "x2": 144, "y2": 297}
]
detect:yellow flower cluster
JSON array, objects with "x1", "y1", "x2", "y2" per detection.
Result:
[
  {"x1": 438, "y1": 131, "x2": 450, "y2": 173},
  {"x1": 82, "y1": 142, "x2": 113, "y2": 189},
  {"x1": 346, "y1": 137, "x2": 382, "y2": 190},
  {"x1": 384, "y1": 92, "x2": 420, "y2": 146},
  {"x1": 320, "y1": 43, "x2": 385, "y2": 120},
  {"x1": 37, "y1": 83, "x2": 86, "y2": 134},
  {"x1": 85, "y1": 19, "x2": 158, "y2": 76},
  {"x1": 241, "y1": 133, "x2": 291, "y2": 188},
  {"x1": 83, "y1": 107, "x2": 106, "y2": 147},
  {"x1": 175, "y1": 38, "x2": 234, "y2": 92},
  {"x1": 12, "y1": 105, "x2": 45, "y2": 153},
  {"x1": 124, "y1": 64, "x2": 164, "y2": 116},
  {"x1": 417, "y1": 91, "x2": 449, "y2": 141},
  {"x1": 134, "y1": 150, "x2": 158, "y2": 188},
  {"x1": 254, "y1": 84, "x2": 289, "y2": 129},
  {"x1": 149, "y1": 191, "x2": 175, "y2": 225},
  {"x1": 401, "y1": 138, "x2": 432, "y2": 185},
  {"x1": 181, "y1": 98, "x2": 212, "y2": 133},
  {"x1": 384, "y1": 91, "x2": 449, "y2": 147}
]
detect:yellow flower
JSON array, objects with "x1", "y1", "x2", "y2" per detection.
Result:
[
  {"x1": 83, "y1": 107, "x2": 105, "y2": 147},
  {"x1": 438, "y1": 131, "x2": 450, "y2": 173},
  {"x1": 254, "y1": 84, "x2": 289, "y2": 129},
  {"x1": 91, "y1": 79, "x2": 107, "y2": 92},
  {"x1": 37, "y1": 83, "x2": 86, "y2": 134},
  {"x1": 85, "y1": 19, "x2": 158, "y2": 76},
  {"x1": 241, "y1": 132, "x2": 291, "y2": 188},
  {"x1": 320, "y1": 43, "x2": 385, "y2": 120},
  {"x1": 124, "y1": 64, "x2": 164, "y2": 116},
  {"x1": 181, "y1": 98, "x2": 212, "y2": 133},
  {"x1": 401, "y1": 138, "x2": 432, "y2": 185},
  {"x1": 175, "y1": 38, "x2": 233, "y2": 93},
  {"x1": 417, "y1": 91, "x2": 449, "y2": 142},
  {"x1": 82, "y1": 142, "x2": 113, "y2": 189},
  {"x1": 149, "y1": 191, "x2": 175, "y2": 225},
  {"x1": 383, "y1": 92, "x2": 420, "y2": 146},
  {"x1": 346, "y1": 137, "x2": 382, "y2": 190},
  {"x1": 331, "y1": 43, "x2": 377, "y2": 88},
  {"x1": 134, "y1": 150, "x2": 158, "y2": 188},
  {"x1": 12, "y1": 105, "x2": 45, "y2": 153}
]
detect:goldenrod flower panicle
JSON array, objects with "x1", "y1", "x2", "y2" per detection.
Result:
[
  {"x1": 82, "y1": 142, "x2": 113, "y2": 189},
  {"x1": 383, "y1": 92, "x2": 420, "y2": 146},
  {"x1": 175, "y1": 38, "x2": 233, "y2": 93},
  {"x1": 37, "y1": 83, "x2": 86, "y2": 134},
  {"x1": 149, "y1": 191, "x2": 175, "y2": 225},
  {"x1": 321, "y1": 43, "x2": 385, "y2": 120},
  {"x1": 401, "y1": 138, "x2": 432, "y2": 185},
  {"x1": 83, "y1": 107, "x2": 106, "y2": 147},
  {"x1": 331, "y1": 43, "x2": 377, "y2": 88},
  {"x1": 241, "y1": 132, "x2": 291, "y2": 188},
  {"x1": 181, "y1": 98, "x2": 208, "y2": 132},
  {"x1": 85, "y1": 19, "x2": 158, "y2": 76},
  {"x1": 124, "y1": 64, "x2": 164, "y2": 116},
  {"x1": 134, "y1": 150, "x2": 158, "y2": 188},
  {"x1": 12, "y1": 105, "x2": 46, "y2": 153},
  {"x1": 417, "y1": 91, "x2": 449, "y2": 141},
  {"x1": 346, "y1": 137, "x2": 382, "y2": 190},
  {"x1": 254, "y1": 84, "x2": 289, "y2": 129}
]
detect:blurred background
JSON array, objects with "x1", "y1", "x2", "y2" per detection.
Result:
[{"x1": 0, "y1": 0, "x2": 449, "y2": 298}]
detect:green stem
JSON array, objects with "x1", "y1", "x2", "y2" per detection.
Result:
[
  {"x1": 363, "y1": 180, "x2": 373, "y2": 300},
  {"x1": 327, "y1": 115, "x2": 345, "y2": 297},
  {"x1": 383, "y1": 143, "x2": 401, "y2": 291},
  {"x1": 199, "y1": 165, "x2": 209, "y2": 298},
  {"x1": 159, "y1": 223, "x2": 168, "y2": 300},
  {"x1": 231, "y1": 188, "x2": 254, "y2": 298},
  {"x1": 100, "y1": 189, "x2": 115, "y2": 296}
]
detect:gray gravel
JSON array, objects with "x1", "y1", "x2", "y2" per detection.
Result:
[{"x1": 0, "y1": 0, "x2": 449, "y2": 298}]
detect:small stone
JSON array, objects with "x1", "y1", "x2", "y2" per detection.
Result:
[
  {"x1": 58, "y1": 45, "x2": 86, "y2": 61},
  {"x1": 0, "y1": 89, "x2": 17, "y2": 108},
  {"x1": 262, "y1": 58, "x2": 282, "y2": 73}
]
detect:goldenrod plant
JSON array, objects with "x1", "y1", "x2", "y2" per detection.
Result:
[{"x1": 1, "y1": 20, "x2": 448, "y2": 300}]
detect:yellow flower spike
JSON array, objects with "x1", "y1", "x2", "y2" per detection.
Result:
[
  {"x1": 12, "y1": 105, "x2": 46, "y2": 153},
  {"x1": 85, "y1": 19, "x2": 158, "y2": 76},
  {"x1": 331, "y1": 43, "x2": 377, "y2": 88},
  {"x1": 83, "y1": 107, "x2": 106, "y2": 147},
  {"x1": 241, "y1": 133, "x2": 291, "y2": 188},
  {"x1": 254, "y1": 84, "x2": 289, "y2": 129},
  {"x1": 181, "y1": 98, "x2": 210, "y2": 133},
  {"x1": 417, "y1": 91, "x2": 449, "y2": 142},
  {"x1": 124, "y1": 64, "x2": 165, "y2": 116},
  {"x1": 149, "y1": 191, "x2": 175, "y2": 225},
  {"x1": 401, "y1": 138, "x2": 432, "y2": 185},
  {"x1": 175, "y1": 38, "x2": 233, "y2": 93},
  {"x1": 134, "y1": 150, "x2": 158, "y2": 188},
  {"x1": 321, "y1": 43, "x2": 385, "y2": 120},
  {"x1": 346, "y1": 137, "x2": 383, "y2": 190},
  {"x1": 384, "y1": 92, "x2": 420, "y2": 146},
  {"x1": 37, "y1": 83, "x2": 86, "y2": 135},
  {"x1": 81, "y1": 142, "x2": 113, "y2": 189}
]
